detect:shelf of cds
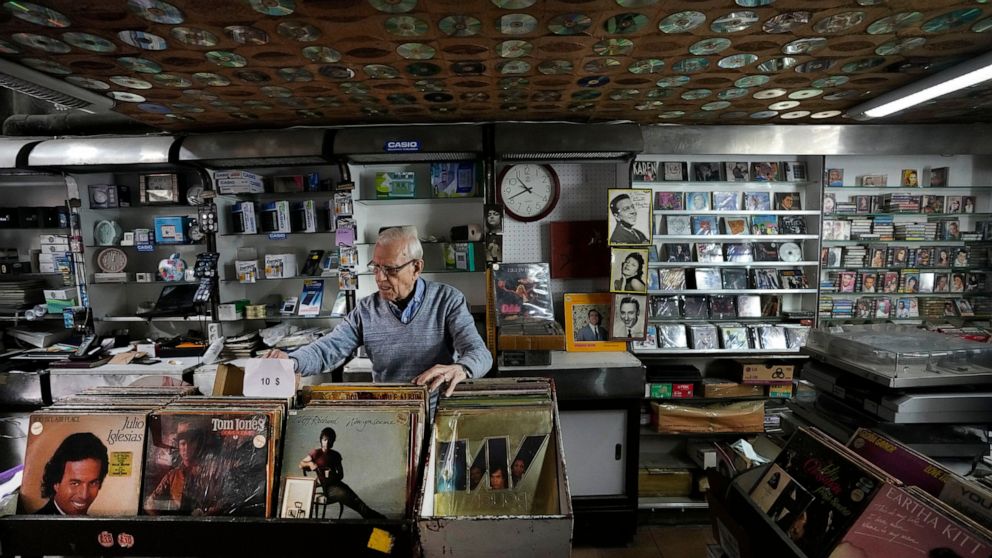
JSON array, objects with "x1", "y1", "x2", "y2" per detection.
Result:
[
  {"x1": 819, "y1": 155, "x2": 992, "y2": 324},
  {"x1": 624, "y1": 157, "x2": 822, "y2": 355}
]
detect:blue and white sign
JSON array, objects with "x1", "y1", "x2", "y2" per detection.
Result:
[{"x1": 384, "y1": 140, "x2": 421, "y2": 153}]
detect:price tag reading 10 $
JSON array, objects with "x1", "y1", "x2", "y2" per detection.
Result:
[{"x1": 243, "y1": 358, "x2": 296, "y2": 398}]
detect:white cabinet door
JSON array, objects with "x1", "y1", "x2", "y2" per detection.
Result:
[{"x1": 559, "y1": 409, "x2": 627, "y2": 497}]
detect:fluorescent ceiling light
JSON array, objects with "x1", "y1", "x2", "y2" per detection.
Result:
[{"x1": 847, "y1": 50, "x2": 992, "y2": 120}]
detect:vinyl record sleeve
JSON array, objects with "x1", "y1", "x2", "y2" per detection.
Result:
[
  {"x1": 650, "y1": 295, "x2": 681, "y2": 318},
  {"x1": 695, "y1": 242, "x2": 723, "y2": 263},
  {"x1": 682, "y1": 296, "x2": 709, "y2": 319},
  {"x1": 493, "y1": 263, "x2": 554, "y2": 325},
  {"x1": 658, "y1": 324, "x2": 688, "y2": 348}
]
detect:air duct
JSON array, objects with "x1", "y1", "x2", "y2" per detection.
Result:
[
  {"x1": 0, "y1": 59, "x2": 114, "y2": 113},
  {"x1": 495, "y1": 122, "x2": 643, "y2": 162}
]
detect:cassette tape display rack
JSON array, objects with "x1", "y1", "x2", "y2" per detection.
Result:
[
  {"x1": 819, "y1": 155, "x2": 992, "y2": 327},
  {"x1": 630, "y1": 156, "x2": 823, "y2": 357}
]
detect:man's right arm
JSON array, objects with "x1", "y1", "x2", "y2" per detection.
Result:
[{"x1": 287, "y1": 315, "x2": 363, "y2": 376}]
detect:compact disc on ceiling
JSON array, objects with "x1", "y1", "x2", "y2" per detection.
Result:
[
  {"x1": 363, "y1": 64, "x2": 399, "y2": 79},
  {"x1": 779, "y1": 242, "x2": 801, "y2": 262},
  {"x1": 168, "y1": 27, "x2": 218, "y2": 47},
  {"x1": 368, "y1": 0, "x2": 416, "y2": 13},
  {"x1": 171, "y1": 103, "x2": 204, "y2": 112},
  {"x1": 866, "y1": 12, "x2": 922, "y2": 35},
  {"x1": 497, "y1": 60, "x2": 530, "y2": 74},
  {"x1": 117, "y1": 30, "x2": 168, "y2": 50},
  {"x1": 780, "y1": 110, "x2": 811, "y2": 119},
  {"x1": 498, "y1": 13, "x2": 538, "y2": 35},
  {"x1": 689, "y1": 38, "x2": 731, "y2": 56},
  {"x1": 810, "y1": 110, "x2": 842, "y2": 119},
  {"x1": 788, "y1": 88, "x2": 822, "y2": 99},
  {"x1": 260, "y1": 86, "x2": 293, "y2": 98},
  {"x1": 319, "y1": 65, "x2": 356, "y2": 80},
  {"x1": 752, "y1": 88, "x2": 786, "y2": 100},
  {"x1": 768, "y1": 100, "x2": 799, "y2": 111},
  {"x1": 656, "y1": 75, "x2": 690, "y2": 88},
  {"x1": 384, "y1": 15, "x2": 429, "y2": 37},
  {"x1": 193, "y1": 72, "x2": 231, "y2": 86},
  {"x1": 628, "y1": 59, "x2": 664, "y2": 74},
  {"x1": 302, "y1": 46, "x2": 341, "y2": 63},
  {"x1": 164, "y1": 113, "x2": 194, "y2": 122},
  {"x1": 718, "y1": 88, "x2": 748, "y2": 100},
  {"x1": 921, "y1": 8, "x2": 982, "y2": 33},
  {"x1": 537, "y1": 60, "x2": 574, "y2": 75},
  {"x1": 451, "y1": 61, "x2": 485, "y2": 75},
  {"x1": 710, "y1": 11, "x2": 759, "y2": 33},
  {"x1": 277, "y1": 21, "x2": 321, "y2": 42},
  {"x1": 718, "y1": 53, "x2": 758, "y2": 69},
  {"x1": 108, "y1": 91, "x2": 147, "y2": 103},
  {"x1": 278, "y1": 67, "x2": 314, "y2": 81},
  {"x1": 795, "y1": 59, "x2": 835, "y2": 73},
  {"x1": 137, "y1": 102, "x2": 172, "y2": 114},
  {"x1": 735, "y1": 75, "x2": 770, "y2": 88},
  {"x1": 405, "y1": 62, "x2": 441, "y2": 77},
  {"x1": 3, "y1": 1, "x2": 70, "y2": 28},
  {"x1": 578, "y1": 75, "x2": 609, "y2": 88},
  {"x1": 875, "y1": 38, "x2": 926, "y2": 56},
  {"x1": 397, "y1": 42, "x2": 436, "y2": 60},
  {"x1": 680, "y1": 88, "x2": 711, "y2": 100},
  {"x1": 424, "y1": 92, "x2": 454, "y2": 103},
  {"x1": 593, "y1": 39, "x2": 633, "y2": 56},
  {"x1": 206, "y1": 51, "x2": 247, "y2": 68},
  {"x1": 701, "y1": 101, "x2": 731, "y2": 111},
  {"x1": 813, "y1": 11, "x2": 865, "y2": 34},
  {"x1": 658, "y1": 11, "x2": 705, "y2": 33},
  {"x1": 584, "y1": 58, "x2": 621, "y2": 73},
  {"x1": 12, "y1": 33, "x2": 70, "y2": 53},
  {"x1": 756, "y1": 57, "x2": 798, "y2": 72},
  {"x1": 118, "y1": 56, "x2": 163, "y2": 74},
  {"x1": 21, "y1": 58, "x2": 71, "y2": 75},
  {"x1": 224, "y1": 25, "x2": 269, "y2": 45},
  {"x1": 605, "y1": 13, "x2": 648, "y2": 34},
  {"x1": 548, "y1": 13, "x2": 592, "y2": 35},
  {"x1": 126, "y1": 0, "x2": 184, "y2": 24},
  {"x1": 571, "y1": 90, "x2": 601, "y2": 100},
  {"x1": 438, "y1": 15, "x2": 482, "y2": 37},
  {"x1": 762, "y1": 11, "x2": 810, "y2": 33},
  {"x1": 658, "y1": 111, "x2": 685, "y2": 119},
  {"x1": 822, "y1": 90, "x2": 860, "y2": 101},
  {"x1": 250, "y1": 0, "x2": 295, "y2": 16},
  {"x1": 671, "y1": 57, "x2": 709, "y2": 74},
  {"x1": 460, "y1": 92, "x2": 489, "y2": 102},
  {"x1": 841, "y1": 57, "x2": 885, "y2": 73},
  {"x1": 110, "y1": 76, "x2": 153, "y2": 90},
  {"x1": 66, "y1": 76, "x2": 110, "y2": 90},
  {"x1": 782, "y1": 37, "x2": 827, "y2": 55},
  {"x1": 231, "y1": 70, "x2": 269, "y2": 85},
  {"x1": 62, "y1": 32, "x2": 117, "y2": 53},
  {"x1": 750, "y1": 110, "x2": 778, "y2": 119},
  {"x1": 152, "y1": 73, "x2": 192, "y2": 87}
]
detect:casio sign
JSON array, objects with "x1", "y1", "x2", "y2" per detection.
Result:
[{"x1": 384, "y1": 140, "x2": 421, "y2": 153}]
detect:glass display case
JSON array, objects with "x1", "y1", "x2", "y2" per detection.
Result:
[{"x1": 806, "y1": 324, "x2": 992, "y2": 387}]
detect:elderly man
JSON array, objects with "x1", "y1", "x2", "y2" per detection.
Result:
[{"x1": 268, "y1": 226, "x2": 491, "y2": 396}]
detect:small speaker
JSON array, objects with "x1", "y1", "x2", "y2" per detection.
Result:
[{"x1": 451, "y1": 224, "x2": 483, "y2": 242}]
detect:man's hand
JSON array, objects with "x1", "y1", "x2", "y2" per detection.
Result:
[
  {"x1": 413, "y1": 364, "x2": 468, "y2": 397},
  {"x1": 263, "y1": 349, "x2": 289, "y2": 358}
]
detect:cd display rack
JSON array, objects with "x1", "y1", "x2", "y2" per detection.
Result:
[{"x1": 629, "y1": 157, "x2": 822, "y2": 356}]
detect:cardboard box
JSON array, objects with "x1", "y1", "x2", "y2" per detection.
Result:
[
  {"x1": 740, "y1": 363, "x2": 794, "y2": 385},
  {"x1": 767, "y1": 383, "x2": 793, "y2": 398},
  {"x1": 264, "y1": 253, "x2": 297, "y2": 279},
  {"x1": 153, "y1": 216, "x2": 188, "y2": 244},
  {"x1": 498, "y1": 333, "x2": 565, "y2": 351},
  {"x1": 638, "y1": 467, "x2": 692, "y2": 497},
  {"x1": 650, "y1": 401, "x2": 765, "y2": 434},
  {"x1": 646, "y1": 382, "x2": 695, "y2": 398},
  {"x1": 702, "y1": 379, "x2": 764, "y2": 398},
  {"x1": 212, "y1": 363, "x2": 245, "y2": 395}
]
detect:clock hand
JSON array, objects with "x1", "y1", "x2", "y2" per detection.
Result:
[{"x1": 507, "y1": 188, "x2": 531, "y2": 200}]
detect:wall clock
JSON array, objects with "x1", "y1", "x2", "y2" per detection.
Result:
[
  {"x1": 497, "y1": 164, "x2": 560, "y2": 222},
  {"x1": 96, "y1": 247, "x2": 127, "y2": 273}
]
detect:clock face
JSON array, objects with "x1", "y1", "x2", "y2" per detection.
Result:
[
  {"x1": 97, "y1": 248, "x2": 127, "y2": 273},
  {"x1": 497, "y1": 164, "x2": 560, "y2": 222}
]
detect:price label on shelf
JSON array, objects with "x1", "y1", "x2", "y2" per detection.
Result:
[{"x1": 243, "y1": 358, "x2": 295, "y2": 398}]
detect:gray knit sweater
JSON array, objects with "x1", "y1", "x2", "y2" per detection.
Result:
[{"x1": 289, "y1": 280, "x2": 492, "y2": 381}]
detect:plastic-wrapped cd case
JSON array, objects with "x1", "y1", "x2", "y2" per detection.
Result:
[
  {"x1": 694, "y1": 268, "x2": 722, "y2": 290},
  {"x1": 720, "y1": 325, "x2": 750, "y2": 350},
  {"x1": 659, "y1": 324, "x2": 688, "y2": 348},
  {"x1": 632, "y1": 325, "x2": 659, "y2": 350},
  {"x1": 725, "y1": 243, "x2": 753, "y2": 263},
  {"x1": 757, "y1": 325, "x2": 788, "y2": 349},
  {"x1": 712, "y1": 191, "x2": 740, "y2": 211},
  {"x1": 753, "y1": 242, "x2": 780, "y2": 262},
  {"x1": 689, "y1": 324, "x2": 719, "y2": 350},
  {"x1": 722, "y1": 217, "x2": 749, "y2": 235},
  {"x1": 785, "y1": 326, "x2": 810, "y2": 349},
  {"x1": 737, "y1": 295, "x2": 761, "y2": 317},
  {"x1": 721, "y1": 268, "x2": 748, "y2": 290},
  {"x1": 650, "y1": 295, "x2": 681, "y2": 318},
  {"x1": 754, "y1": 269, "x2": 781, "y2": 289},
  {"x1": 659, "y1": 268, "x2": 686, "y2": 290},
  {"x1": 779, "y1": 215, "x2": 807, "y2": 234},
  {"x1": 696, "y1": 242, "x2": 723, "y2": 263},
  {"x1": 647, "y1": 269, "x2": 661, "y2": 291},
  {"x1": 664, "y1": 243, "x2": 692, "y2": 262},
  {"x1": 709, "y1": 295, "x2": 737, "y2": 318},
  {"x1": 683, "y1": 296, "x2": 709, "y2": 319},
  {"x1": 691, "y1": 216, "x2": 719, "y2": 235},
  {"x1": 667, "y1": 215, "x2": 692, "y2": 235}
]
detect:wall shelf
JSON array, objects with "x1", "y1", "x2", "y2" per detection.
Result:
[
  {"x1": 647, "y1": 289, "x2": 816, "y2": 295},
  {"x1": 653, "y1": 234, "x2": 817, "y2": 241},
  {"x1": 650, "y1": 261, "x2": 818, "y2": 268}
]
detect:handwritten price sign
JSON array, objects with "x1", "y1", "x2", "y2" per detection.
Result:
[{"x1": 243, "y1": 358, "x2": 295, "y2": 398}]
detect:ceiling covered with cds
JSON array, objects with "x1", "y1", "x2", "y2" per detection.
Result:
[{"x1": 1, "y1": 0, "x2": 992, "y2": 130}]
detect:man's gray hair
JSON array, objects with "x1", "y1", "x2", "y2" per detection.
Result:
[{"x1": 377, "y1": 226, "x2": 424, "y2": 260}]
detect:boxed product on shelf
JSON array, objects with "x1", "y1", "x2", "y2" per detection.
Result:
[
  {"x1": 264, "y1": 253, "x2": 297, "y2": 279},
  {"x1": 431, "y1": 162, "x2": 476, "y2": 197},
  {"x1": 230, "y1": 201, "x2": 257, "y2": 234},
  {"x1": 375, "y1": 171, "x2": 416, "y2": 198},
  {"x1": 217, "y1": 300, "x2": 248, "y2": 321},
  {"x1": 649, "y1": 401, "x2": 765, "y2": 433},
  {"x1": 646, "y1": 382, "x2": 694, "y2": 399},
  {"x1": 290, "y1": 200, "x2": 319, "y2": 233},
  {"x1": 259, "y1": 201, "x2": 291, "y2": 233},
  {"x1": 153, "y1": 216, "x2": 190, "y2": 244},
  {"x1": 272, "y1": 172, "x2": 319, "y2": 193},
  {"x1": 701, "y1": 379, "x2": 763, "y2": 398},
  {"x1": 214, "y1": 170, "x2": 264, "y2": 194},
  {"x1": 740, "y1": 362, "x2": 795, "y2": 384}
]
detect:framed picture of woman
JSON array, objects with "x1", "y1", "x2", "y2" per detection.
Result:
[{"x1": 610, "y1": 248, "x2": 649, "y2": 294}]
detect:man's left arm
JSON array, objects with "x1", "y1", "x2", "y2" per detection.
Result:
[{"x1": 414, "y1": 292, "x2": 493, "y2": 396}]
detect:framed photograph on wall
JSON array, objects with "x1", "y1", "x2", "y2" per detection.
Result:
[
  {"x1": 608, "y1": 188, "x2": 652, "y2": 246},
  {"x1": 610, "y1": 293, "x2": 648, "y2": 340},
  {"x1": 611, "y1": 247, "x2": 650, "y2": 293},
  {"x1": 564, "y1": 293, "x2": 628, "y2": 352}
]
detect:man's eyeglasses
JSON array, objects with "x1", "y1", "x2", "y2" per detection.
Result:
[{"x1": 367, "y1": 259, "x2": 417, "y2": 277}]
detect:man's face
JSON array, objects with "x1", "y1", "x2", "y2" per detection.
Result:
[
  {"x1": 469, "y1": 466, "x2": 483, "y2": 486},
  {"x1": 587, "y1": 310, "x2": 601, "y2": 326},
  {"x1": 178, "y1": 436, "x2": 200, "y2": 467},
  {"x1": 490, "y1": 470, "x2": 506, "y2": 490},
  {"x1": 53, "y1": 458, "x2": 103, "y2": 515},
  {"x1": 614, "y1": 198, "x2": 636, "y2": 226},
  {"x1": 620, "y1": 302, "x2": 638, "y2": 328},
  {"x1": 372, "y1": 240, "x2": 421, "y2": 302},
  {"x1": 512, "y1": 459, "x2": 525, "y2": 478}
]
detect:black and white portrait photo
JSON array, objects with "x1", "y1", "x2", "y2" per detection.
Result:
[
  {"x1": 608, "y1": 188, "x2": 652, "y2": 246},
  {"x1": 611, "y1": 294, "x2": 647, "y2": 340}
]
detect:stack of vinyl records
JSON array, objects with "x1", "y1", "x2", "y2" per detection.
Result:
[
  {"x1": 281, "y1": 383, "x2": 429, "y2": 519},
  {"x1": 17, "y1": 386, "x2": 196, "y2": 516},
  {"x1": 432, "y1": 378, "x2": 558, "y2": 517},
  {"x1": 222, "y1": 331, "x2": 264, "y2": 359},
  {"x1": 0, "y1": 278, "x2": 45, "y2": 311}
]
